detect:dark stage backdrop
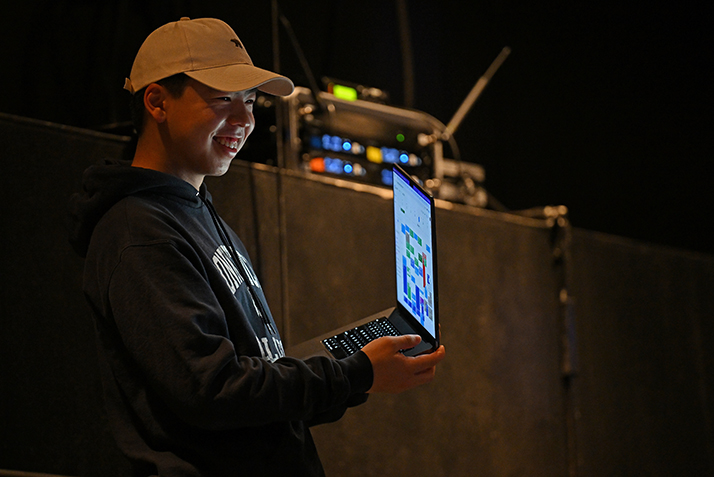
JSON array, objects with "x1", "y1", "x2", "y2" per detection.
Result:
[
  {"x1": 0, "y1": 0, "x2": 711, "y2": 256},
  {"x1": 2, "y1": 114, "x2": 713, "y2": 476},
  {"x1": 0, "y1": 114, "x2": 133, "y2": 476}
]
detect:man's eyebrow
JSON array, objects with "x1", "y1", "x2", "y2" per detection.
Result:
[{"x1": 212, "y1": 87, "x2": 257, "y2": 96}]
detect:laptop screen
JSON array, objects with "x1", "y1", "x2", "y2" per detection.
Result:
[{"x1": 392, "y1": 165, "x2": 438, "y2": 340}]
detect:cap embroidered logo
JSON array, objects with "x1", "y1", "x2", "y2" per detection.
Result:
[{"x1": 230, "y1": 39, "x2": 244, "y2": 49}]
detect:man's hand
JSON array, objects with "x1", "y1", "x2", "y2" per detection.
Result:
[{"x1": 361, "y1": 335, "x2": 446, "y2": 394}]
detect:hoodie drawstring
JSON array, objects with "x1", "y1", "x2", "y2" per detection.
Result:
[{"x1": 199, "y1": 194, "x2": 276, "y2": 335}]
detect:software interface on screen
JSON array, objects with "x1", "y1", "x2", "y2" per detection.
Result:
[{"x1": 393, "y1": 168, "x2": 436, "y2": 339}]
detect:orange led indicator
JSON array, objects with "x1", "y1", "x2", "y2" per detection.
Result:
[{"x1": 310, "y1": 157, "x2": 325, "y2": 172}]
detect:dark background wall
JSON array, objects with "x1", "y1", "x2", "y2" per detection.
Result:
[
  {"x1": 1, "y1": 0, "x2": 711, "y2": 254},
  {"x1": 1, "y1": 114, "x2": 712, "y2": 476},
  {"x1": 1, "y1": 2, "x2": 713, "y2": 475}
]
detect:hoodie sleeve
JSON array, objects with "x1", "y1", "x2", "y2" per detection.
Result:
[{"x1": 91, "y1": 219, "x2": 373, "y2": 432}]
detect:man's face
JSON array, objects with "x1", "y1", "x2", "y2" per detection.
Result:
[{"x1": 161, "y1": 78, "x2": 256, "y2": 187}]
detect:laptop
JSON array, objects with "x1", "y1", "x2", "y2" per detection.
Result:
[{"x1": 289, "y1": 164, "x2": 440, "y2": 359}]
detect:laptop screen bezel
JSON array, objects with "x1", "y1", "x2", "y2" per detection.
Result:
[{"x1": 392, "y1": 164, "x2": 440, "y2": 351}]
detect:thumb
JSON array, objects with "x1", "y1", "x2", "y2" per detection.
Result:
[{"x1": 393, "y1": 334, "x2": 422, "y2": 351}]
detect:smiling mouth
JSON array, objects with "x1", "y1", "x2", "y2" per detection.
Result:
[{"x1": 213, "y1": 136, "x2": 241, "y2": 150}]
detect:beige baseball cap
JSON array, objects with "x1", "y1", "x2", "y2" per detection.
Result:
[{"x1": 124, "y1": 17, "x2": 294, "y2": 96}]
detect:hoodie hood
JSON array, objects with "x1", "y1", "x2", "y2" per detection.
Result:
[{"x1": 67, "y1": 159, "x2": 204, "y2": 258}]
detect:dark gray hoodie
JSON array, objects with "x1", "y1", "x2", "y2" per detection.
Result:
[{"x1": 67, "y1": 160, "x2": 371, "y2": 476}]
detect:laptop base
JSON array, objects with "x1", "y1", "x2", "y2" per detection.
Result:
[{"x1": 286, "y1": 307, "x2": 434, "y2": 360}]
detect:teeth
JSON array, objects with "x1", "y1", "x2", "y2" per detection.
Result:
[{"x1": 214, "y1": 136, "x2": 240, "y2": 149}]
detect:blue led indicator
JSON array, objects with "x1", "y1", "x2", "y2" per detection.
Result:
[
  {"x1": 325, "y1": 157, "x2": 344, "y2": 174},
  {"x1": 382, "y1": 147, "x2": 399, "y2": 164},
  {"x1": 310, "y1": 135, "x2": 322, "y2": 149},
  {"x1": 399, "y1": 153, "x2": 409, "y2": 164}
]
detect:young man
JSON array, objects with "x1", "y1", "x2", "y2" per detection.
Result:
[{"x1": 68, "y1": 17, "x2": 444, "y2": 476}]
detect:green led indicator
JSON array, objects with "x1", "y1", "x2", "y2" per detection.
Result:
[
  {"x1": 396, "y1": 133, "x2": 405, "y2": 142},
  {"x1": 332, "y1": 84, "x2": 358, "y2": 101}
]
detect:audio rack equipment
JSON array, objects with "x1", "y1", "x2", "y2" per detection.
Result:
[{"x1": 279, "y1": 86, "x2": 445, "y2": 188}]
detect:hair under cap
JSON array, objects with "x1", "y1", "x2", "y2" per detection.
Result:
[{"x1": 124, "y1": 17, "x2": 294, "y2": 96}]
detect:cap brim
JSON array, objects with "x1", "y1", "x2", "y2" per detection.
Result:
[{"x1": 186, "y1": 64, "x2": 294, "y2": 96}]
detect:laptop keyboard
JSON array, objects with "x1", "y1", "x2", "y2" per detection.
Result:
[{"x1": 321, "y1": 318, "x2": 401, "y2": 359}]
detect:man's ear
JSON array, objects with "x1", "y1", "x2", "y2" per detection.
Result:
[{"x1": 143, "y1": 83, "x2": 168, "y2": 124}]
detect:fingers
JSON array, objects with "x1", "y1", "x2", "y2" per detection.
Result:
[
  {"x1": 362, "y1": 336, "x2": 445, "y2": 394},
  {"x1": 407, "y1": 344, "x2": 445, "y2": 373}
]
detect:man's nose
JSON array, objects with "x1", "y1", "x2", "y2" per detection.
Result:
[{"x1": 227, "y1": 103, "x2": 252, "y2": 127}]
